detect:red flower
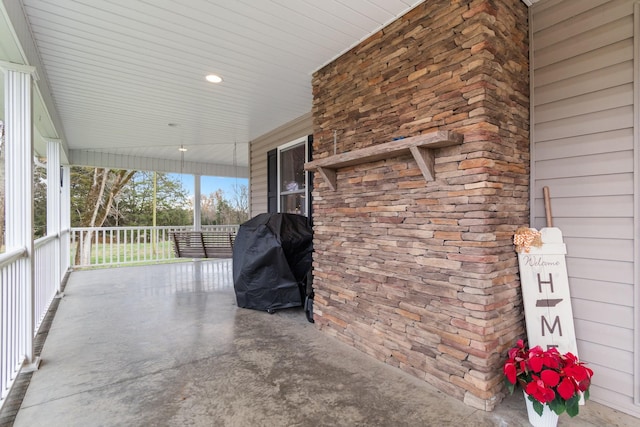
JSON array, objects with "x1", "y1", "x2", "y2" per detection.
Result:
[
  {"x1": 528, "y1": 346, "x2": 560, "y2": 372},
  {"x1": 540, "y1": 369, "x2": 560, "y2": 387},
  {"x1": 565, "y1": 363, "x2": 593, "y2": 392},
  {"x1": 578, "y1": 376, "x2": 592, "y2": 392},
  {"x1": 502, "y1": 340, "x2": 594, "y2": 418},
  {"x1": 529, "y1": 352, "x2": 544, "y2": 372},
  {"x1": 557, "y1": 376, "x2": 576, "y2": 400},
  {"x1": 508, "y1": 339, "x2": 525, "y2": 359},
  {"x1": 504, "y1": 362, "x2": 517, "y2": 385},
  {"x1": 564, "y1": 363, "x2": 592, "y2": 383},
  {"x1": 525, "y1": 375, "x2": 556, "y2": 403}
]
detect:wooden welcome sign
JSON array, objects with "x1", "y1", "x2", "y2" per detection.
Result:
[{"x1": 515, "y1": 227, "x2": 578, "y2": 355}]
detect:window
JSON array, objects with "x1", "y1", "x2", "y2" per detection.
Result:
[
  {"x1": 268, "y1": 136, "x2": 312, "y2": 217},
  {"x1": 278, "y1": 138, "x2": 308, "y2": 216}
]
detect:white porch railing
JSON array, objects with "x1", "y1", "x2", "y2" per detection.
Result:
[
  {"x1": 34, "y1": 234, "x2": 62, "y2": 332},
  {"x1": 1, "y1": 230, "x2": 67, "y2": 407},
  {"x1": 70, "y1": 225, "x2": 239, "y2": 268},
  {"x1": 0, "y1": 247, "x2": 28, "y2": 403}
]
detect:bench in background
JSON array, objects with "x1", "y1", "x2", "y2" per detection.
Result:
[{"x1": 171, "y1": 231, "x2": 235, "y2": 259}]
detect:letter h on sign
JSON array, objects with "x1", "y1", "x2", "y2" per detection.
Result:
[{"x1": 536, "y1": 273, "x2": 563, "y2": 309}]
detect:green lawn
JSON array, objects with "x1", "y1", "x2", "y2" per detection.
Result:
[{"x1": 70, "y1": 240, "x2": 191, "y2": 269}]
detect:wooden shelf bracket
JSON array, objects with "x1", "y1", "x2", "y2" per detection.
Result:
[{"x1": 316, "y1": 166, "x2": 337, "y2": 191}]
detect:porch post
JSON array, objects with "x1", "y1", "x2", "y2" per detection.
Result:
[
  {"x1": 193, "y1": 174, "x2": 201, "y2": 231},
  {"x1": 60, "y1": 166, "x2": 71, "y2": 277},
  {"x1": 1, "y1": 61, "x2": 38, "y2": 368},
  {"x1": 46, "y1": 139, "x2": 61, "y2": 290}
]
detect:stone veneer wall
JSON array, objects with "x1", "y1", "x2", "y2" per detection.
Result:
[{"x1": 310, "y1": 0, "x2": 529, "y2": 411}]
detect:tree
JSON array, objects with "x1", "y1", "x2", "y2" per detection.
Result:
[
  {"x1": 33, "y1": 159, "x2": 47, "y2": 238},
  {"x1": 71, "y1": 167, "x2": 136, "y2": 264},
  {"x1": 200, "y1": 191, "x2": 219, "y2": 225},
  {"x1": 214, "y1": 191, "x2": 233, "y2": 225},
  {"x1": 229, "y1": 183, "x2": 249, "y2": 224},
  {"x1": 113, "y1": 171, "x2": 191, "y2": 226},
  {"x1": 200, "y1": 185, "x2": 249, "y2": 225}
]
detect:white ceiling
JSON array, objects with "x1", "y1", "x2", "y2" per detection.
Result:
[{"x1": 14, "y1": 0, "x2": 424, "y2": 174}]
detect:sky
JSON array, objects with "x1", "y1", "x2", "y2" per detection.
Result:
[{"x1": 169, "y1": 174, "x2": 248, "y2": 199}]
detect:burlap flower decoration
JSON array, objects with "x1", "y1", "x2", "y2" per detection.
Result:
[{"x1": 513, "y1": 227, "x2": 543, "y2": 253}]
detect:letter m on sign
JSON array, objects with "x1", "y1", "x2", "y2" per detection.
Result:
[{"x1": 541, "y1": 315, "x2": 562, "y2": 337}]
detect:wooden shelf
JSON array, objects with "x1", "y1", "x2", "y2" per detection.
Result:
[{"x1": 304, "y1": 130, "x2": 463, "y2": 190}]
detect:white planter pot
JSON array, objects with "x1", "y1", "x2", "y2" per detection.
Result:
[{"x1": 523, "y1": 391, "x2": 559, "y2": 427}]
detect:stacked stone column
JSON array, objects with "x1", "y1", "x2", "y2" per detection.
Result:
[{"x1": 311, "y1": 0, "x2": 529, "y2": 410}]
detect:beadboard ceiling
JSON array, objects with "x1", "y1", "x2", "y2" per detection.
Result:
[{"x1": 14, "y1": 0, "x2": 425, "y2": 175}]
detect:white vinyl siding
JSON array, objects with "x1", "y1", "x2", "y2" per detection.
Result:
[
  {"x1": 531, "y1": 0, "x2": 639, "y2": 417},
  {"x1": 249, "y1": 113, "x2": 312, "y2": 216}
]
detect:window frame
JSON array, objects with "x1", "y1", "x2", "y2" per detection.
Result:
[{"x1": 277, "y1": 137, "x2": 309, "y2": 216}]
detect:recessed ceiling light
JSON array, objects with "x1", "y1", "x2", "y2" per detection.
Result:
[{"x1": 205, "y1": 74, "x2": 223, "y2": 83}]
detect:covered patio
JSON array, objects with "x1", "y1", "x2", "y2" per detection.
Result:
[
  {"x1": 3, "y1": 260, "x2": 635, "y2": 426},
  {"x1": 2, "y1": 0, "x2": 640, "y2": 423}
]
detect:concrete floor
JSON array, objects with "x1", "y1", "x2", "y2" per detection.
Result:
[{"x1": 10, "y1": 260, "x2": 638, "y2": 426}]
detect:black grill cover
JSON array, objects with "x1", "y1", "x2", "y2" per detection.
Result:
[{"x1": 232, "y1": 213, "x2": 313, "y2": 312}]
